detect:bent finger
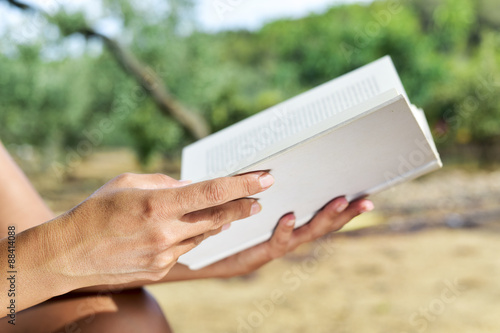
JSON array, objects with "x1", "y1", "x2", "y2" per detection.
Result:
[
  {"x1": 264, "y1": 214, "x2": 296, "y2": 259},
  {"x1": 290, "y1": 198, "x2": 373, "y2": 248},
  {"x1": 181, "y1": 198, "x2": 261, "y2": 232},
  {"x1": 171, "y1": 225, "x2": 230, "y2": 259}
]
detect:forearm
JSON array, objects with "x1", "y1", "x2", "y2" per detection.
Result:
[
  {"x1": 0, "y1": 142, "x2": 54, "y2": 238},
  {"x1": 0, "y1": 218, "x2": 82, "y2": 318}
]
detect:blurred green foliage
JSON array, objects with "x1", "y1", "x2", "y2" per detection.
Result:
[{"x1": 0, "y1": 0, "x2": 499, "y2": 166}]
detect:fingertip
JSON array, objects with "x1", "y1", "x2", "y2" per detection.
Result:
[
  {"x1": 281, "y1": 214, "x2": 296, "y2": 228},
  {"x1": 358, "y1": 200, "x2": 374, "y2": 213},
  {"x1": 250, "y1": 200, "x2": 262, "y2": 216},
  {"x1": 236, "y1": 171, "x2": 275, "y2": 194},
  {"x1": 258, "y1": 172, "x2": 275, "y2": 189},
  {"x1": 326, "y1": 197, "x2": 349, "y2": 213}
]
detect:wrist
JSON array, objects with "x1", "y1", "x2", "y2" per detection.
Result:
[
  {"x1": 1, "y1": 217, "x2": 89, "y2": 313},
  {"x1": 54, "y1": 213, "x2": 103, "y2": 290},
  {"x1": 25, "y1": 215, "x2": 89, "y2": 294}
]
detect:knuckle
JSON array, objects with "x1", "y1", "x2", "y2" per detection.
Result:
[
  {"x1": 241, "y1": 176, "x2": 255, "y2": 195},
  {"x1": 209, "y1": 207, "x2": 227, "y2": 227},
  {"x1": 149, "y1": 231, "x2": 174, "y2": 252},
  {"x1": 142, "y1": 193, "x2": 174, "y2": 221},
  {"x1": 147, "y1": 262, "x2": 176, "y2": 281},
  {"x1": 154, "y1": 173, "x2": 168, "y2": 180},
  {"x1": 192, "y1": 234, "x2": 205, "y2": 247},
  {"x1": 115, "y1": 172, "x2": 136, "y2": 185},
  {"x1": 149, "y1": 251, "x2": 175, "y2": 271},
  {"x1": 204, "y1": 180, "x2": 229, "y2": 205},
  {"x1": 142, "y1": 195, "x2": 157, "y2": 219},
  {"x1": 154, "y1": 173, "x2": 174, "y2": 186},
  {"x1": 149, "y1": 260, "x2": 166, "y2": 272},
  {"x1": 172, "y1": 189, "x2": 189, "y2": 212},
  {"x1": 240, "y1": 200, "x2": 254, "y2": 218}
]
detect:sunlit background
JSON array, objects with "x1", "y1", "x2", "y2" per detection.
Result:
[{"x1": 1, "y1": 0, "x2": 500, "y2": 332}]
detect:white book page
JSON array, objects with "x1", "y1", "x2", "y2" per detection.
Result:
[{"x1": 182, "y1": 56, "x2": 408, "y2": 181}]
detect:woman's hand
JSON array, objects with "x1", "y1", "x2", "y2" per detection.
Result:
[
  {"x1": 183, "y1": 197, "x2": 373, "y2": 279},
  {"x1": 49, "y1": 171, "x2": 274, "y2": 289}
]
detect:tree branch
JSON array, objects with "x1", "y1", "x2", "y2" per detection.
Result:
[
  {"x1": 6, "y1": 0, "x2": 30, "y2": 10},
  {"x1": 5, "y1": 0, "x2": 211, "y2": 140},
  {"x1": 80, "y1": 29, "x2": 210, "y2": 139}
]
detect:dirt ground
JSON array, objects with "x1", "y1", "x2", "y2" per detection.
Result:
[
  {"x1": 24, "y1": 149, "x2": 500, "y2": 333},
  {"x1": 149, "y1": 229, "x2": 500, "y2": 333}
]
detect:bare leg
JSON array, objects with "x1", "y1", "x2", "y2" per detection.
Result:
[{"x1": 0, "y1": 288, "x2": 172, "y2": 333}]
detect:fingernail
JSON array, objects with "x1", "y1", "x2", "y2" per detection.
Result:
[
  {"x1": 360, "y1": 201, "x2": 374, "y2": 213},
  {"x1": 222, "y1": 223, "x2": 231, "y2": 231},
  {"x1": 259, "y1": 173, "x2": 275, "y2": 189},
  {"x1": 250, "y1": 201, "x2": 262, "y2": 216},
  {"x1": 335, "y1": 200, "x2": 349, "y2": 213},
  {"x1": 285, "y1": 217, "x2": 295, "y2": 227}
]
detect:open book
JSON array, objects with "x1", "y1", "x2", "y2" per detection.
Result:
[{"x1": 179, "y1": 56, "x2": 442, "y2": 270}]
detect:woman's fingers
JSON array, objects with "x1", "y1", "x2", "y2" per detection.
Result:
[
  {"x1": 167, "y1": 171, "x2": 274, "y2": 214},
  {"x1": 167, "y1": 200, "x2": 284, "y2": 272},
  {"x1": 170, "y1": 234, "x2": 209, "y2": 260},
  {"x1": 170, "y1": 223, "x2": 233, "y2": 259},
  {"x1": 263, "y1": 214, "x2": 296, "y2": 259},
  {"x1": 290, "y1": 197, "x2": 373, "y2": 249},
  {"x1": 159, "y1": 198, "x2": 261, "y2": 249},
  {"x1": 180, "y1": 198, "x2": 262, "y2": 236},
  {"x1": 147, "y1": 225, "x2": 231, "y2": 276},
  {"x1": 220, "y1": 214, "x2": 297, "y2": 273}
]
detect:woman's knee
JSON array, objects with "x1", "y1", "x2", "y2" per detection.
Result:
[
  {"x1": 0, "y1": 288, "x2": 172, "y2": 333},
  {"x1": 57, "y1": 288, "x2": 172, "y2": 333}
]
